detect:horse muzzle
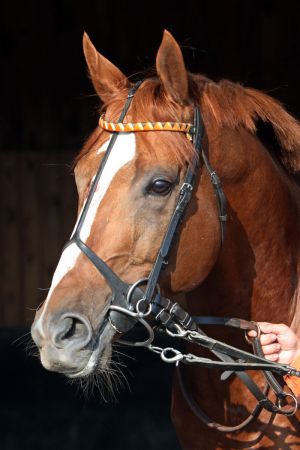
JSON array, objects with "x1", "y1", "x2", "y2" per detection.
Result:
[{"x1": 31, "y1": 312, "x2": 110, "y2": 377}]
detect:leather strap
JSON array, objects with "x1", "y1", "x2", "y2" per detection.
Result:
[
  {"x1": 151, "y1": 295, "x2": 298, "y2": 428},
  {"x1": 201, "y1": 150, "x2": 227, "y2": 244},
  {"x1": 177, "y1": 367, "x2": 267, "y2": 432}
]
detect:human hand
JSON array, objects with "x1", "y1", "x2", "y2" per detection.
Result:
[{"x1": 248, "y1": 322, "x2": 300, "y2": 365}]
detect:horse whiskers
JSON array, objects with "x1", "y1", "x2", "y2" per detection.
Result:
[
  {"x1": 12, "y1": 332, "x2": 40, "y2": 359},
  {"x1": 110, "y1": 363, "x2": 131, "y2": 392},
  {"x1": 100, "y1": 372, "x2": 117, "y2": 402},
  {"x1": 25, "y1": 341, "x2": 40, "y2": 358},
  {"x1": 84, "y1": 368, "x2": 118, "y2": 402},
  {"x1": 109, "y1": 353, "x2": 128, "y2": 368},
  {"x1": 12, "y1": 331, "x2": 32, "y2": 346},
  {"x1": 112, "y1": 345, "x2": 136, "y2": 361},
  {"x1": 98, "y1": 360, "x2": 124, "y2": 395},
  {"x1": 72, "y1": 345, "x2": 132, "y2": 401},
  {"x1": 26, "y1": 299, "x2": 46, "y2": 312}
]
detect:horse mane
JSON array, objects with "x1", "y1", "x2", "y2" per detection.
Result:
[
  {"x1": 196, "y1": 75, "x2": 300, "y2": 173},
  {"x1": 77, "y1": 73, "x2": 300, "y2": 174}
]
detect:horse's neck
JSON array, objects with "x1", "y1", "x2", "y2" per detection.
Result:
[{"x1": 192, "y1": 127, "x2": 300, "y2": 332}]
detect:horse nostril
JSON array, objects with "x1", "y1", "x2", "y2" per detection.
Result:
[{"x1": 52, "y1": 314, "x2": 92, "y2": 350}]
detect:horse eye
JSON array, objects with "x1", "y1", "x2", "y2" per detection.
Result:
[{"x1": 149, "y1": 179, "x2": 172, "y2": 195}]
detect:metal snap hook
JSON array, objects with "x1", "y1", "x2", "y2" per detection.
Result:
[
  {"x1": 166, "y1": 323, "x2": 189, "y2": 338},
  {"x1": 161, "y1": 348, "x2": 184, "y2": 364}
]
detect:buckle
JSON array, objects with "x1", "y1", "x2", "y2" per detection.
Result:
[{"x1": 180, "y1": 182, "x2": 193, "y2": 195}]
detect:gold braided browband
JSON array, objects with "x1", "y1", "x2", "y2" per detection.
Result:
[{"x1": 99, "y1": 115, "x2": 194, "y2": 135}]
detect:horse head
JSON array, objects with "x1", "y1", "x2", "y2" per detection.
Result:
[{"x1": 31, "y1": 31, "x2": 222, "y2": 378}]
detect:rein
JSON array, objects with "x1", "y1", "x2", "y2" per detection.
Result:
[{"x1": 67, "y1": 81, "x2": 299, "y2": 431}]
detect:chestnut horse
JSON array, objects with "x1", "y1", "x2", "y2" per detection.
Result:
[{"x1": 31, "y1": 31, "x2": 300, "y2": 449}]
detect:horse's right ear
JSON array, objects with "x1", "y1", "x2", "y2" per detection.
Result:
[{"x1": 83, "y1": 32, "x2": 130, "y2": 103}]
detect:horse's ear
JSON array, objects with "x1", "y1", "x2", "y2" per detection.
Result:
[
  {"x1": 156, "y1": 30, "x2": 189, "y2": 105},
  {"x1": 83, "y1": 32, "x2": 130, "y2": 103}
]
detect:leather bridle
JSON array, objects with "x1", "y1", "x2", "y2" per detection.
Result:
[{"x1": 64, "y1": 81, "x2": 299, "y2": 431}]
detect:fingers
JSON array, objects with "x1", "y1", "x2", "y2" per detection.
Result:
[
  {"x1": 263, "y1": 353, "x2": 279, "y2": 362},
  {"x1": 247, "y1": 322, "x2": 290, "y2": 339},
  {"x1": 260, "y1": 333, "x2": 277, "y2": 346},
  {"x1": 261, "y1": 342, "x2": 281, "y2": 355},
  {"x1": 246, "y1": 322, "x2": 300, "y2": 364},
  {"x1": 247, "y1": 329, "x2": 258, "y2": 338},
  {"x1": 257, "y1": 322, "x2": 290, "y2": 335},
  {"x1": 248, "y1": 330, "x2": 277, "y2": 343},
  {"x1": 247, "y1": 324, "x2": 284, "y2": 360}
]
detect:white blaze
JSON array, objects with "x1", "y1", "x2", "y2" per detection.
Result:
[{"x1": 36, "y1": 133, "x2": 136, "y2": 335}]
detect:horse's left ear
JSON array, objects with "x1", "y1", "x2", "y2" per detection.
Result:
[
  {"x1": 83, "y1": 32, "x2": 130, "y2": 103},
  {"x1": 156, "y1": 30, "x2": 189, "y2": 105}
]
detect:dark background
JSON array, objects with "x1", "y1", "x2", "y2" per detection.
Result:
[
  {"x1": 2, "y1": 0, "x2": 300, "y2": 151},
  {"x1": 1, "y1": 1, "x2": 300, "y2": 449}
]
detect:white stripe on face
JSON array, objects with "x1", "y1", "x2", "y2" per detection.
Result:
[{"x1": 36, "y1": 133, "x2": 136, "y2": 335}]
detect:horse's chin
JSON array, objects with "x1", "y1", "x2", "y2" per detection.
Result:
[
  {"x1": 66, "y1": 318, "x2": 115, "y2": 379},
  {"x1": 66, "y1": 343, "x2": 112, "y2": 378}
]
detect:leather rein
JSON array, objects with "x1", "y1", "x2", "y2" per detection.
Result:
[{"x1": 65, "y1": 81, "x2": 299, "y2": 432}]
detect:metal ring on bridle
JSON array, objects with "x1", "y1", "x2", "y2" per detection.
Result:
[
  {"x1": 135, "y1": 298, "x2": 152, "y2": 317},
  {"x1": 109, "y1": 304, "x2": 155, "y2": 347},
  {"x1": 277, "y1": 392, "x2": 298, "y2": 416},
  {"x1": 126, "y1": 277, "x2": 161, "y2": 317},
  {"x1": 126, "y1": 277, "x2": 149, "y2": 304}
]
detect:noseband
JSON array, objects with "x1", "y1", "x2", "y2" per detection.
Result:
[{"x1": 64, "y1": 82, "x2": 299, "y2": 431}]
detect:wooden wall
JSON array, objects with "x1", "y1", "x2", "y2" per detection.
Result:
[{"x1": 0, "y1": 151, "x2": 77, "y2": 326}]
